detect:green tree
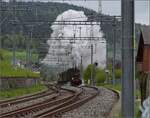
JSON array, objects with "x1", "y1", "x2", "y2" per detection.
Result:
[
  {"x1": 95, "y1": 68, "x2": 106, "y2": 83},
  {"x1": 83, "y1": 64, "x2": 106, "y2": 84},
  {"x1": 115, "y1": 69, "x2": 121, "y2": 79},
  {"x1": 83, "y1": 64, "x2": 92, "y2": 84}
]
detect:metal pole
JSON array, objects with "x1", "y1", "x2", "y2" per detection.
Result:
[
  {"x1": 121, "y1": 0, "x2": 135, "y2": 117},
  {"x1": 112, "y1": 18, "x2": 116, "y2": 85},
  {"x1": 79, "y1": 27, "x2": 81, "y2": 40},
  {"x1": 106, "y1": 35, "x2": 109, "y2": 83},
  {"x1": 90, "y1": 44, "x2": 93, "y2": 85},
  {"x1": 149, "y1": 0, "x2": 150, "y2": 25},
  {"x1": 80, "y1": 55, "x2": 83, "y2": 84},
  {"x1": 12, "y1": 30, "x2": 16, "y2": 67},
  {"x1": 79, "y1": 27, "x2": 83, "y2": 84},
  {"x1": 11, "y1": 0, "x2": 16, "y2": 67},
  {"x1": 0, "y1": 12, "x2": 1, "y2": 50},
  {"x1": 26, "y1": 35, "x2": 30, "y2": 69},
  {"x1": 93, "y1": 63, "x2": 96, "y2": 86},
  {"x1": 98, "y1": 0, "x2": 102, "y2": 14},
  {"x1": 0, "y1": 0, "x2": 2, "y2": 86},
  {"x1": 90, "y1": 23, "x2": 94, "y2": 86},
  {"x1": 29, "y1": 26, "x2": 33, "y2": 69},
  {"x1": 26, "y1": 25, "x2": 33, "y2": 70}
]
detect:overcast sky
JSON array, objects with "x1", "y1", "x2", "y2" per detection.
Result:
[{"x1": 52, "y1": 0, "x2": 150, "y2": 25}]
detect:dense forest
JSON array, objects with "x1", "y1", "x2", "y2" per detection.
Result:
[{"x1": 0, "y1": 1, "x2": 146, "y2": 59}]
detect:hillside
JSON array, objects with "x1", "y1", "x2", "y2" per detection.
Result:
[{"x1": 0, "y1": 2, "x2": 145, "y2": 60}]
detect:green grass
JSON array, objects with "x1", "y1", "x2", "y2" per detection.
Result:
[
  {"x1": 0, "y1": 60, "x2": 40, "y2": 77},
  {"x1": 97, "y1": 83, "x2": 121, "y2": 91},
  {"x1": 97, "y1": 83, "x2": 141, "y2": 98},
  {"x1": 15, "y1": 51, "x2": 38, "y2": 62},
  {"x1": 0, "y1": 49, "x2": 38, "y2": 61},
  {"x1": 0, "y1": 49, "x2": 39, "y2": 77},
  {"x1": 0, "y1": 84, "x2": 46, "y2": 99}
]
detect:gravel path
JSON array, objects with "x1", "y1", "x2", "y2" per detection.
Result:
[{"x1": 61, "y1": 87, "x2": 119, "y2": 118}]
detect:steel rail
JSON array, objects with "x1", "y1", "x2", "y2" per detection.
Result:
[
  {"x1": 0, "y1": 87, "x2": 80, "y2": 118},
  {"x1": 0, "y1": 89, "x2": 48, "y2": 105},
  {"x1": 33, "y1": 87, "x2": 83, "y2": 118},
  {"x1": 34, "y1": 86, "x2": 98, "y2": 118},
  {"x1": 0, "y1": 90, "x2": 55, "y2": 108},
  {"x1": 0, "y1": 93, "x2": 60, "y2": 117}
]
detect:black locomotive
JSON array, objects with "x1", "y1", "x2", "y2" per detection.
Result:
[{"x1": 57, "y1": 68, "x2": 82, "y2": 86}]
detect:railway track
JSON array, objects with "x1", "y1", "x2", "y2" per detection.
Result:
[
  {"x1": 0, "y1": 89, "x2": 54, "y2": 108},
  {"x1": 0, "y1": 85, "x2": 99, "y2": 118},
  {"x1": 0, "y1": 89, "x2": 49, "y2": 104},
  {"x1": 33, "y1": 86, "x2": 99, "y2": 118},
  {"x1": 0, "y1": 86, "x2": 79, "y2": 118}
]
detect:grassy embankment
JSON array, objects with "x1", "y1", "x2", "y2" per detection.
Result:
[
  {"x1": 0, "y1": 84, "x2": 46, "y2": 99},
  {"x1": 0, "y1": 49, "x2": 39, "y2": 77},
  {"x1": 0, "y1": 49, "x2": 46, "y2": 99}
]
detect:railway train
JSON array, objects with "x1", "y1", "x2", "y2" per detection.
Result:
[{"x1": 57, "y1": 68, "x2": 82, "y2": 86}]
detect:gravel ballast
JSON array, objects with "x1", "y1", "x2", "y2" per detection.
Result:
[{"x1": 61, "y1": 87, "x2": 119, "y2": 118}]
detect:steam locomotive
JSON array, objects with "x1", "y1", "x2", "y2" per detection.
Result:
[{"x1": 57, "y1": 68, "x2": 82, "y2": 86}]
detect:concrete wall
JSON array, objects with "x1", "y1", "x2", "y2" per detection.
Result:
[{"x1": 0, "y1": 77, "x2": 39, "y2": 90}]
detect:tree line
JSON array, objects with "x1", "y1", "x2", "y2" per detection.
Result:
[{"x1": 0, "y1": 1, "x2": 145, "y2": 59}]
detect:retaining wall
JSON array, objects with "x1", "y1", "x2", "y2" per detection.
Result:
[{"x1": 0, "y1": 77, "x2": 39, "y2": 90}]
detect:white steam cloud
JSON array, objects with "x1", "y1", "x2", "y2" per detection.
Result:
[{"x1": 42, "y1": 9, "x2": 106, "y2": 72}]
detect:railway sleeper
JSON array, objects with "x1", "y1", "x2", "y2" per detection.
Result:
[{"x1": 39, "y1": 87, "x2": 98, "y2": 117}]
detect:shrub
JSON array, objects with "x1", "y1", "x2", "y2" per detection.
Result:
[
  {"x1": 115, "y1": 69, "x2": 122, "y2": 79},
  {"x1": 0, "y1": 49, "x2": 4, "y2": 60},
  {"x1": 95, "y1": 68, "x2": 106, "y2": 83},
  {"x1": 83, "y1": 65, "x2": 92, "y2": 84},
  {"x1": 83, "y1": 65, "x2": 106, "y2": 84},
  {"x1": 0, "y1": 49, "x2": 39, "y2": 78},
  {"x1": 0, "y1": 52, "x2": 4, "y2": 60}
]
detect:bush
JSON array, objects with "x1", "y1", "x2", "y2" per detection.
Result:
[
  {"x1": 107, "y1": 63, "x2": 122, "y2": 79},
  {"x1": 95, "y1": 68, "x2": 106, "y2": 83},
  {"x1": 0, "y1": 52, "x2": 4, "y2": 60},
  {"x1": 83, "y1": 65, "x2": 92, "y2": 84},
  {"x1": 83, "y1": 65, "x2": 106, "y2": 84},
  {"x1": 0, "y1": 49, "x2": 39, "y2": 78},
  {"x1": 115, "y1": 69, "x2": 121, "y2": 79}
]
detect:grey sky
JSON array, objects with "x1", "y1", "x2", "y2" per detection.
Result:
[{"x1": 54, "y1": 0, "x2": 149, "y2": 25}]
